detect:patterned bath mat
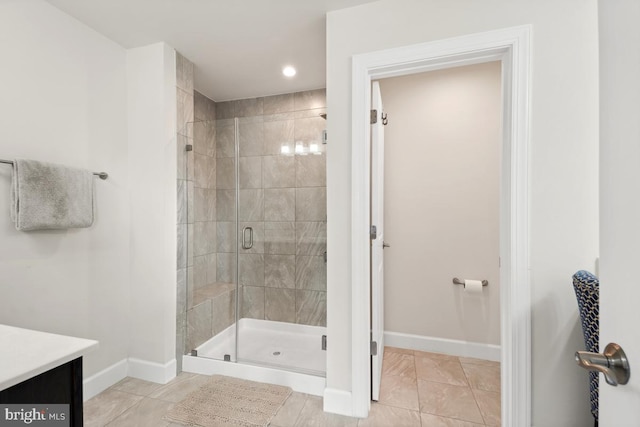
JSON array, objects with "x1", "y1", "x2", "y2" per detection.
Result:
[{"x1": 165, "y1": 375, "x2": 292, "y2": 427}]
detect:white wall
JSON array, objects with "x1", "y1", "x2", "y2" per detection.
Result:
[
  {"x1": 379, "y1": 62, "x2": 501, "y2": 346},
  {"x1": 326, "y1": 1, "x2": 599, "y2": 425},
  {"x1": 0, "y1": 0, "x2": 130, "y2": 378},
  {"x1": 598, "y1": 0, "x2": 640, "y2": 423},
  {"x1": 127, "y1": 43, "x2": 177, "y2": 376}
]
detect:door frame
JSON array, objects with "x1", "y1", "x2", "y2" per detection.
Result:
[{"x1": 350, "y1": 26, "x2": 532, "y2": 425}]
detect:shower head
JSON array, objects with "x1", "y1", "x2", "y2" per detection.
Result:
[{"x1": 320, "y1": 113, "x2": 327, "y2": 120}]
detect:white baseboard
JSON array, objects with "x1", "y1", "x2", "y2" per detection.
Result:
[
  {"x1": 83, "y1": 358, "x2": 128, "y2": 401},
  {"x1": 128, "y1": 357, "x2": 177, "y2": 384},
  {"x1": 384, "y1": 331, "x2": 501, "y2": 361},
  {"x1": 323, "y1": 388, "x2": 354, "y2": 417},
  {"x1": 82, "y1": 357, "x2": 177, "y2": 401}
]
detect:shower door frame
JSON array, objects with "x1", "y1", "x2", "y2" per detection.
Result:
[{"x1": 347, "y1": 25, "x2": 532, "y2": 424}]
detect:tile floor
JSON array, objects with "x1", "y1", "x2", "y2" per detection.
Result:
[{"x1": 84, "y1": 347, "x2": 500, "y2": 426}]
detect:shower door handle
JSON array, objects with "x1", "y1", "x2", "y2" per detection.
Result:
[{"x1": 242, "y1": 226, "x2": 253, "y2": 250}]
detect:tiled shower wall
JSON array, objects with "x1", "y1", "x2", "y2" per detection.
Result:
[{"x1": 215, "y1": 90, "x2": 327, "y2": 328}]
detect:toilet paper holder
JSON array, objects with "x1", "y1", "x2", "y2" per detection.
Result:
[{"x1": 452, "y1": 277, "x2": 488, "y2": 286}]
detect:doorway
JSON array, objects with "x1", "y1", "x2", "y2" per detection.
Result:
[{"x1": 351, "y1": 26, "x2": 532, "y2": 425}]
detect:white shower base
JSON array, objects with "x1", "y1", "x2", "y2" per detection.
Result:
[{"x1": 182, "y1": 318, "x2": 327, "y2": 396}]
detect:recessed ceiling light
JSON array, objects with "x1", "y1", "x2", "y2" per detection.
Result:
[{"x1": 283, "y1": 66, "x2": 296, "y2": 77}]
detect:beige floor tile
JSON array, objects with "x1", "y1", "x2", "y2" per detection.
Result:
[
  {"x1": 413, "y1": 351, "x2": 458, "y2": 362},
  {"x1": 417, "y1": 380, "x2": 483, "y2": 424},
  {"x1": 473, "y1": 389, "x2": 501, "y2": 426},
  {"x1": 458, "y1": 357, "x2": 500, "y2": 367},
  {"x1": 382, "y1": 351, "x2": 416, "y2": 378},
  {"x1": 358, "y1": 403, "x2": 421, "y2": 426},
  {"x1": 84, "y1": 389, "x2": 144, "y2": 427},
  {"x1": 148, "y1": 372, "x2": 210, "y2": 402},
  {"x1": 415, "y1": 354, "x2": 468, "y2": 387},
  {"x1": 270, "y1": 392, "x2": 308, "y2": 426},
  {"x1": 110, "y1": 377, "x2": 163, "y2": 396},
  {"x1": 420, "y1": 413, "x2": 484, "y2": 426},
  {"x1": 106, "y1": 397, "x2": 174, "y2": 426},
  {"x1": 293, "y1": 396, "x2": 359, "y2": 427},
  {"x1": 385, "y1": 346, "x2": 414, "y2": 355},
  {"x1": 461, "y1": 363, "x2": 501, "y2": 392},
  {"x1": 378, "y1": 374, "x2": 419, "y2": 411}
]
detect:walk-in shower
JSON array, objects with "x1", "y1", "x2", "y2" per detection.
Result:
[{"x1": 179, "y1": 91, "x2": 328, "y2": 394}]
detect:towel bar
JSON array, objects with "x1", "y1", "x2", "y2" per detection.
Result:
[{"x1": 0, "y1": 159, "x2": 108, "y2": 180}]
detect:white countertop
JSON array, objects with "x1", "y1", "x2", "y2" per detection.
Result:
[{"x1": 0, "y1": 324, "x2": 98, "y2": 391}]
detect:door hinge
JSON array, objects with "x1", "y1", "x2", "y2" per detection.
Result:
[
  {"x1": 322, "y1": 335, "x2": 327, "y2": 351},
  {"x1": 370, "y1": 340, "x2": 378, "y2": 356},
  {"x1": 370, "y1": 225, "x2": 377, "y2": 240},
  {"x1": 371, "y1": 109, "x2": 378, "y2": 124}
]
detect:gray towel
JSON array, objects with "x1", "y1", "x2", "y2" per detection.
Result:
[{"x1": 11, "y1": 159, "x2": 94, "y2": 231}]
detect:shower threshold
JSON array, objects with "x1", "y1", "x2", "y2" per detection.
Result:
[{"x1": 182, "y1": 318, "x2": 327, "y2": 396}]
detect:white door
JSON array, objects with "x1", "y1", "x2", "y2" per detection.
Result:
[
  {"x1": 598, "y1": 1, "x2": 640, "y2": 424},
  {"x1": 371, "y1": 80, "x2": 385, "y2": 401}
]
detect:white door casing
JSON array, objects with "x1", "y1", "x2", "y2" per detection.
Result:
[
  {"x1": 370, "y1": 81, "x2": 385, "y2": 401},
  {"x1": 350, "y1": 26, "x2": 531, "y2": 424}
]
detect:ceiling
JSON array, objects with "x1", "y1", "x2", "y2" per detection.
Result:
[{"x1": 46, "y1": 0, "x2": 378, "y2": 101}]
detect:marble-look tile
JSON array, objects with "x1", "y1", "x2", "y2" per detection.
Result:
[
  {"x1": 186, "y1": 137, "x2": 195, "y2": 182},
  {"x1": 239, "y1": 253, "x2": 264, "y2": 287},
  {"x1": 187, "y1": 265, "x2": 194, "y2": 306},
  {"x1": 216, "y1": 100, "x2": 236, "y2": 120},
  {"x1": 177, "y1": 268, "x2": 187, "y2": 314},
  {"x1": 294, "y1": 108, "x2": 326, "y2": 120},
  {"x1": 216, "y1": 252, "x2": 236, "y2": 283},
  {"x1": 177, "y1": 134, "x2": 187, "y2": 180},
  {"x1": 242, "y1": 285, "x2": 265, "y2": 319},
  {"x1": 177, "y1": 180, "x2": 187, "y2": 225},
  {"x1": 265, "y1": 188, "x2": 295, "y2": 221},
  {"x1": 415, "y1": 354, "x2": 468, "y2": 387},
  {"x1": 216, "y1": 189, "x2": 236, "y2": 221},
  {"x1": 264, "y1": 93, "x2": 295, "y2": 115},
  {"x1": 385, "y1": 346, "x2": 414, "y2": 355},
  {"x1": 239, "y1": 121, "x2": 264, "y2": 157},
  {"x1": 177, "y1": 224, "x2": 187, "y2": 269},
  {"x1": 382, "y1": 352, "x2": 416, "y2": 378},
  {"x1": 265, "y1": 254, "x2": 295, "y2": 288},
  {"x1": 239, "y1": 189, "x2": 264, "y2": 221},
  {"x1": 216, "y1": 221, "x2": 236, "y2": 253},
  {"x1": 84, "y1": 389, "x2": 144, "y2": 427},
  {"x1": 358, "y1": 403, "x2": 421, "y2": 427},
  {"x1": 194, "y1": 91, "x2": 216, "y2": 121},
  {"x1": 270, "y1": 391, "x2": 308, "y2": 427},
  {"x1": 265, "y1": 288, "x2": 296, "y2": 323},
  {"x1": 419, "y1": 413, "x2": 484, "y2": 427},
  {"x1": 295, "y1": 290, "x2": 326, "y2": 326},
  {"x1": 176, "y1": 315, "x2": 185, "y2": 370},
  {"x1": 187, "y1": 224, "x2": 194, "y2": 266},
  {"x1": 195, "y1": 188, "x2": 216, "y2": 222},
  {"x1": 236, "y1": 97, "x2": 263, "y2": 117},
  {"x1": 194, "y1": 153, "x2": 215, "y2": 189},
  {"x1": 187, "y1": 181, "x2": 194, "y2": 223},
  {"x1": 417, "y1": 380, "x2": 483, "y2": 424},
  {"x1": 194, "y1": 221, "x2": 216, "y2": 255},
  {"x1": 295, "y1": 256, "x2": 326, "y2": 291},
  {"x1": 472, "y1": 389, "x2": 501, "y2": 426},
  {"x1": 294, "y1": 89, "x2": 326, "y2": 111},
  {"x1": 194, "y1": 121, "x2": 216, "y2": 157},
  {"x1": 265, "y1": 222, "x2": 296, "y2": 255},
  {"x1": 177, "y1": 88, "x2": 194, "y2": 137},
  {"x1": 216, "y1": 157, "x2": 235, "y2": 190},
  {"x1": 176, "y1": 52, "x2": 193, "y2": 93},
  {"x1": 296, "y1": 153, "x2": 326, "y2": 187},
  {"x1": 263, "y1": 155, "x2": 296, "y2": 188},
  {"x1": 296, "y1": 222, "x2": 326, "y2": 256},
  {"x1": 378, "y1": 374, "x2": 419, "y2": 411},
  {"x1": 204, "y1": 253, "x2": 217, "y2": 286},
  {"x1": 193, "y1": 255, "x2": 207, "y2": 289},
  {"x1": 294, "y1": 395, "x2": 358, "y2": 427},
  {"x1": 187, "y1": 300, "x2": 212, "y2": 350},
  {"x1": 106, "y1": 397, "x2": 174, "y2": 427},
  {"x1": 239, "y1": 221, "x2": 264, "y2": 254},
  {"x1": 149, "y1": 373, "x2": 210, "y2": 403},
  {"x1": 295, "y1": 187, "x2": 326, "y2": 221},
  {"x1": 216, "y1": 123, "x2": 236, "y2": 158},
  {"x1": 294, "y1": 117, "x2": 326, "y2": 148},
  {"x1": 212, "y1": 289, "x2": 235, "y2": 334},
  {"x1": 111, "y1": 377, "x2": 163, "y2": 397},
  {"x1": 265, "y1": 119, "x2": 295, "y2": 155},
  {"x1": 461, "y1": 362, "x2": 500, "y2": 392},
  {"x1": 239, "y1": 156, "x2": 262, "y2": 189}
]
